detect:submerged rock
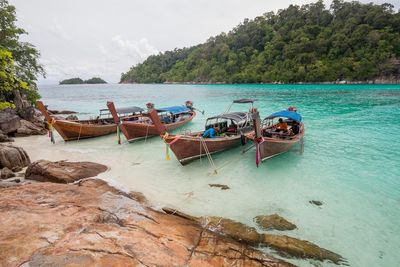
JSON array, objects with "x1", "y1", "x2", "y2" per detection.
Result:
[
  {"x1": 254, "y1": 214, "x2": 297, "y2": 231},
  {"x1": 0, "y1": 144, "x2": 30, "y2": 169},
  {"x1": 25, "y1": 160, "x2": 108, "y2": 183},
  {"x1": 309, "y1": 200, "x2": 323, "y2": 206},
  {"x1": 262, "y1": 234, "x2": 346, "y2": 264},
  {"x1": 0, "y1": 179, "x2": 292, "y2": 267},
  {"x1": 209, "y1": 183, "x2": 230, "y2": 190},
  {"x1": 15, "y1": 120, "x2": 47, "y2": 137}
]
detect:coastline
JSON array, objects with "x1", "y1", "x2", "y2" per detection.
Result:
[{"x1": 119, "y1": 78, "x2": 400, "y2": 85}]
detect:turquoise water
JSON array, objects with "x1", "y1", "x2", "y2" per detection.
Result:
[{"x1": 32, "y1": 84, "x2": 400, "y2": 266}]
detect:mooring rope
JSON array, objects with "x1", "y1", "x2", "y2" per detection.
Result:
[
  {"x1": 200, "y1": 137, "x2": 217, "y2": 175},
  {"x1": 77, "y1": 123, "x2": 83, "y2": 141}
]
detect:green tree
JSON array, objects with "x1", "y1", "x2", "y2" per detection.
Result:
[
  {"x1": 120, "y1": 0, "x2": 400, "y2": 84},
  {"x1": 0, "y1": 0, "x2": 44, "y2": 106}
]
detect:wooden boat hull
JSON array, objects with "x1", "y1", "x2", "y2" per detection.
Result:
[
  {"x1": 165, "y1": 134, "x2": 243, "y2": 165},
  {"x1": 259, "y1": 135, "x2": 303, "y2": 161},
  {"x1": 121, "y1": 112, "x2": 196, "y2": 142},
  {"x1": 53, "y1": 120, "x2": 117, "y2": 141},
  {"x1": 247, "y1": 127, "x2": 305, "y2": 161}
]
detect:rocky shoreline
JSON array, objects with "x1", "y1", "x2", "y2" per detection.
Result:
[
  {"x1": 0, "y1": 143, "x2": 347, "y2": 266},
  {"x1": 120, "y1": 77, "x2": 400, "y2": 85}
]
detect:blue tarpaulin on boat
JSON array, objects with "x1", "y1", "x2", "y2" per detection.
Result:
[
  {"x1": 266, "y1": 110, "x2": 302, "y2": 122},
  {"x1": 157, "y1": 106, "x2": 190, "y2": 115}
]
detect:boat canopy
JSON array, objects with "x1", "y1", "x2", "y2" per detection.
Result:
[
  {"x1": 233, "y1": 99, "x2": 255, "y2": 104},
  {"x1": 116, "y1": 106, "x2": 144, "y2": 114},
  {"x1": 207, "y1": 112, "x2": 250, "y2": 124},
  {"x1": 157, "y1": 106, "x2": 191, "y2": 115},
  {"x1": 265, "y1": 110, "x2": 302, "y2": 122}
]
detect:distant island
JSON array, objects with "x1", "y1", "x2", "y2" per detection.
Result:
[
  {"x1": 59, "y1": 77, "x2": 107, "y2": 85},
  {"x1": 120, "y1": 0, "x2": 400, "y2": 84}
]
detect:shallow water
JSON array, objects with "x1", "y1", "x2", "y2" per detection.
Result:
[{"x1": 16, "y1": 83, "x2": 400, "y2": 266}]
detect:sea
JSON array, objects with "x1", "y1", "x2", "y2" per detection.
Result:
[{"x1": 15, "y1": 83, "x2": 400, "y2": 267}]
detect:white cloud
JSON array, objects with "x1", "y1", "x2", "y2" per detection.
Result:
[
  {"x1": 111, "y1": 35, "x2": 159, "y2": 61},
  {"x1": 48, "y1": 24, "x2": 72, "y2": 41}
]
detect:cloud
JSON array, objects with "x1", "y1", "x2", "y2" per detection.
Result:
[
  {"x1": 47, "y1": 24, "x2": 72, "y2": 41},
  {"x1": 111, "y1": 35, "x2": 159, "y2": 61},
  {"x1": 38, "y1": 36, "x2": 159, "y2": 83}
]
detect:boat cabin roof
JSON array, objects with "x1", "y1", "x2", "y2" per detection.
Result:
[
  {"x1": 100, "y1": 106, "x2": 144, "y2": 115},
  {"x1": 116, "y1": 106, "x2": 144, "y2": 114},
  {"x1": 157, "y1": 106, "x2": 191, "y2": 115},
  {"x1": 207, "y1": 112, "x2": 250, "y2": 124},
  {"x1": 265, "y1": 110, "x2": 302, "y2": 122}
]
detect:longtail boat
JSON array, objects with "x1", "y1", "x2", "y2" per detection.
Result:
[
  {"x1": 247, "y1": 107, "x2": 305, "y2": 166},
  {"x1": 153, "y1": 99, "x2": 256, "y2": 165},
  {"x1": 107, "y1": 101, "x2": 196, "y2": 143},
  {"x1": 36, "y1": 101, "x2": 143, "y2": 142}
]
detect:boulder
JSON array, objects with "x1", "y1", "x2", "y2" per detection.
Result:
[
  {"x1": 0, "y1": 179, "x2": 293, "y2": 267},
  {"x1": 0, "y1": 132, "x2": 13, "y2": 143},
  {"x1": 196, "y1": 215, "x2": 345, "y2": 265},
  {"x1": 1, "y1": 167, "x2": 15, "y2": 179},
  {"x1": 0, "y1": 144, "x2": 30, "y2": 169},
  {"x1": 25, "y1": 160, "x2": 108, "y2": 183},
  {"x1": 0, "y1": 109, "x2": 21, "y2": 134},
  {"x1": 254, "y1": 214, "x2": 297, "y2": 231},
  {"x1": 65, "y1": 115, "x2": 79, "y2": 121},
  {"x1": 15, "y1": 120, "x2": 47, "y2": 137},
  {"x1": 262, "y1": 234, "x2": 346, "y2": 264},
  {"x1": 198, "y1": 216, "x2": 262, "y2": 245}
]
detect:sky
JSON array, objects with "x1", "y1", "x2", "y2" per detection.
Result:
[{"x1": 10, "y1": 0, "x2": 399, "y2": 84}]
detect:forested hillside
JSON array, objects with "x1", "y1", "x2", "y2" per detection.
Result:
[{"x1": 120, "y1": 0, "x2": 400, "y2": 83}]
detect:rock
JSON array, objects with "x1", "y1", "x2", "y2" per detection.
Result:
[
  {"x1": 0, "y1": 132, "x2": 13, "y2": 142},
  {"x1": 15, "y1": 120, "x2": 47, "y2": 137},
  {"x1": 254, "y1": 214, "x2": 297, "y2": 231},
  {"x1": 209, "y1": 183, "x2": 230, "y2": 190},
  {"x1": 25, "y1": 160, "x2": 108, "y2": 183},
  {"x1": 196, "y1": 216, "x2": 345, "y2": 265},
  {"x1": 0, "y1": 179, "x2": 292, "y2": 267},
  {"x1": 11, "y1": 166, "x2": 22, "y2": 172},
  {"x1": 309, "y1": 200, "x2": 323, "y2": 206},
  {"x1": 0, "y1": 109, "x2": 21, "y2": 134},
  {"x1": 262, "y1": 234, "x2": 346, "y2": 264},
  {"x1": 162, "y1": 207, "x2": 199, "y2": 221},
  {"x1": 128, "y1": 191, "x2": 149, "y2": 205},
  {"x1": 198, "y1": 216, "x2": 262, "y2": 245},
  {"x1": 1, "y1": 167, "x2": 15, "y2": 179},
  {"x1": 65, "y1": 114, "x2": 79, "y2": 121},
  {"x1": 0, "y1": 144, "x2": 30, "y2": 169}
]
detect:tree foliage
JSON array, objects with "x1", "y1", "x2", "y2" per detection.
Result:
[
  {"x1": 120, "y1": 0, "x2": 400, "y2": 83},
  {"x1": 0, "y1": 0, "x2": 44, "y2": 107}
]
